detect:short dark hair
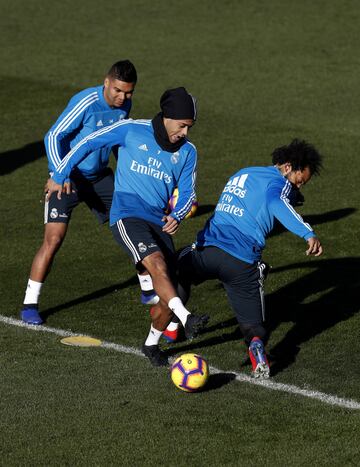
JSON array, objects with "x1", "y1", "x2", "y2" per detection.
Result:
[
  {"x1": 272, "y1": 139, "x2": 323, "y2": 175},
  {"x1": 107, "y1": 60, "x2": 137, "y2": 83}
]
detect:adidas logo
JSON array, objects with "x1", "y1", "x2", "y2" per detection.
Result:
[
  {"x1": 227, "y1": 173, "x2": 248, "y2": 189},
  {"x1": 138, "y1": 144, "x2": 148, "y2": 151},
  {"x1": 224, "y1": 173, "x2": 248, "y2": 198},
  {"x1": 96, "y1": 120, "x2": 103, "y2": 127}
]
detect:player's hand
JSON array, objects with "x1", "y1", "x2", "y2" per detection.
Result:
[
  {"x1": 162, "y1": 215, "x2": 179, "y2": 235},
  {"x1": 45, "y1": 178, "x2": 68, "y2": 200},
  {"x1": 306, "y1": 237, "x2": 323, "y2": 257},
  {"x1": 63, "y1": 181, "x2": 72, "y2": 195}
]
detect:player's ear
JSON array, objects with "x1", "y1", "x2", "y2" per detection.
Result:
[
  {"x1": 283, "y1": 162, "x2": 292, "y2": 176},
  {"x1": 104, "y1": 77, "x2": 110, "y2": 88}
]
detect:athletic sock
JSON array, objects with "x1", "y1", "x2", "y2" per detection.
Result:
[
  {"x1": 144, "y1": 325, "x2": 163, "y2": 346},
  {"x1": 168, "y1": 297, "x2": 190, "y2": 327},
  {"x1": 137, "y1": 273, "x2": 154, "y2": 292},
  {"x1": 23, "y1": 279, "x2": 43, "y2": 305},
  {"x1": 166, "y1": 320, "x2": 179, "y2": 331}
]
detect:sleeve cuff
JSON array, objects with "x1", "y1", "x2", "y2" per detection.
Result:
[
  {"x1": 52, "y1": 173, "x2": 65, "y2": 185},
  {"x1": 304, "y1": 231, "x2": 316, "y2": 241}
]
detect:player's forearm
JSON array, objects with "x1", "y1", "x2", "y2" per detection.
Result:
[
  {"x1": 172, "y1": 191, "x2": 196, "y2": 221},
  {"x1": 51, "y1": 140, "x2": 92, "y2": 184},
  {"x1": 271, "y1": 197, "x2": 315, "y2": 240},
  {"x1": 44, "y1": 132, "x2": 65, "y2": 173},
  {"x1": 173, "y1": 159, "x2": 197, "y2": 221}
]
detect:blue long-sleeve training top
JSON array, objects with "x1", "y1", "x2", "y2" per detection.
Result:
[
  {"x1": 197, "y1": 166, "x2": 316, "y2": 263},
  {"x1": 45, "y1": 85, "x2": 131, "y2": 180},
  {"x1": 51, "y1": 119, "x2": 197, "y2": 226}
]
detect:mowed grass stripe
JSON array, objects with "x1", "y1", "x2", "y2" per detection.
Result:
[{"x1": 1, "y1": 314, "x2": 359, "y2": 411}]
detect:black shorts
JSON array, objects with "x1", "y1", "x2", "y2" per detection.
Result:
[
  {"x1": 178, "y1": 245, "x2": 266, "y2": 326},
  {"x1": 111, "y1": 217, "x2": 176, "y2": 268},
  {"x1": 45, "y1": 168, "x2": 114, "y2": 225}
]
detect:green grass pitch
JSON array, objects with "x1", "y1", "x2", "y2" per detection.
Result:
[{"x1": 1, "y1": 0, "x2": 360, "y2": 465}]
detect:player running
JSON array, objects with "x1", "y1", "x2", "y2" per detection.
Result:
[
  {"x1": 20, "y1": 60, "x2": 159, "y2": 326},
  {"x1": 45, "y1": 87, "x2": 209, "y2": 366},
  {"x1": 151, "y1": 139, "x2": 323, "y2": 377}
]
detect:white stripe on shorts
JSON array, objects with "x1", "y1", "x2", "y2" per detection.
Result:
[
  {"x1": 257, "y1": 262, "x2": 266, "y2": 321},
  {"x1": 116, "y1": 220, "x2": 141, "y2": 263},
  {"x1": 44, "y1": 196, "x2": 49, "y2": 225}
]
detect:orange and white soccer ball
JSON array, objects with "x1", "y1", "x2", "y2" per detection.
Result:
[
  {"x1": 171, "y1": 353, "x2": 209, "y2": 392},
  {"x1": 168, "y1": 188, "x2": 198, "y2": 219}
]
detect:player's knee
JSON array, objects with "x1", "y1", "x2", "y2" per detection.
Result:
[
  {"x1": 143, "y1": 252, "x2": 168, "y2": 276},
  {"x1": 43, "y1": 230, "x2": 66, "y2": 253}
]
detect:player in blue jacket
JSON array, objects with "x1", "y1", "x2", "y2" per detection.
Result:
[
  {"x1": 150, "y1": 139, "x2": 323, "y2": 377},
  {"x1": 46, "y1": 87, "x2": 209, "y2": 366},
  {"x1": 21, "y1": 60, "x2": 158, "y2": 325}
]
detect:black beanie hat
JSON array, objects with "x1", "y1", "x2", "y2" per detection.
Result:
[{"x1": 160, "y1": 87, "x2": 197, "y2": 120}]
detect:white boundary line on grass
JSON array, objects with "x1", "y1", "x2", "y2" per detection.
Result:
[{"x1": 1, "y1": 314, "x2": 360, "y2": 410}]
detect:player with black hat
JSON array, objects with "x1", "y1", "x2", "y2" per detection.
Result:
[{"x1": 45, "y1": 87, "x2": 209, "y2": 367}]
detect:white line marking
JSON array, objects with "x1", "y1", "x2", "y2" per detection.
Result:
[{"x1": 2, "y1": 314, "x2": 359, "y2": 410}]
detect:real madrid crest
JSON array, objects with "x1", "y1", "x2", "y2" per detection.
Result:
[
  {"x1": 171, "y1": 151, "x2": 180, "y2": 164},
  {"x1": 138, "y1": 242, "x2": 147, "y2": 253}
]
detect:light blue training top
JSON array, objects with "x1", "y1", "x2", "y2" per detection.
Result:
[
  {"x1": 45, "y1": 85, "x2": 131, "y2": 180},
  {"x1": 197, "y1": 165, "x2": 316, "y2": 263},
  {"x1": 51, "y1": 119, "x2": 197, "y2": 226}
]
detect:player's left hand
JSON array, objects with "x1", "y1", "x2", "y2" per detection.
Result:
[
  {"x1": 45, "y1": 178, "x2": 67, "y2": 200},
  {"x1": 306, "y1": 236, "x2": 323, "y2": 257},
  {"x1": 162, "y1": 215, "x2": 179, "y2": 235}
]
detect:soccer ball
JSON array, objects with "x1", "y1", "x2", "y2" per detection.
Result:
[
  {"x1": 168, "y1": 188, "x2": 198, "y2": 219},
  {"x1": 171, "y1": 353, "x2": 209, "y2": 392}
]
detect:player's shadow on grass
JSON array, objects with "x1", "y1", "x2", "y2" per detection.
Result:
[
  {"x1": 265, "y1": 257, "x2": 360, "y2": 375},
  {"x1": 0, "y1": 141, "x2": 45, "y2": 175},
  {"x1": 41, "y1": 276, "x2": 138, "y2": 321},
  {"x1": 168, "y1": 257, "x2": 360, "y2": 376},
  {"x1": 202, "y1": 372, "x2": 236, "y2": 391},
  {"x1": 166, "y1": 324, "x2": 242, "y2": 357},
  {"x1": 269, "y1": 208, "x2": 356, "y2": 237}
]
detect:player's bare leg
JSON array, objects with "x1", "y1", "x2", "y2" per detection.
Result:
[
  {"x1": 150, "y1": 301, "x2": 173, "y2": 331},
  {"x1": 142, "y1": 251, "x2": 209, "y2": 340},
  {"x1": 21, "y1": 222, "x2": 68, "y2": 325},
  {"x1": 141, "y1": 251, "x2": 179, "y2": 303},
  {"x1": 30, "y1": 222, "x2": 68, "y2": 282},
  {"x1": 142, "y1": 300, "x2": 173, "y2": 367}
]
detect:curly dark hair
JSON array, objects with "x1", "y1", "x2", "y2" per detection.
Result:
[
  {"x1": 107, "y1": 60, "x2": 137, "y2": 83},
  {"x1": 271, "y1": 139, "x2": 323, "y2": 175}
]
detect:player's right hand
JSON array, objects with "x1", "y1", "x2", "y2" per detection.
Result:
[
  {"x1": 44, "y1": 178, "x2": 70, "y2": 200},
  {"x1": 161, "y1": 215, "x2": 179, "y2": 235},
  {"x1": 306, "y1": 236, "x2": 323, "y2": 257},
  {"x1": 63, "y1": 181, "x2": 72, "y2": 195}
]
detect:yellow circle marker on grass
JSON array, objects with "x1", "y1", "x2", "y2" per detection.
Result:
[{"x1": 60, "y1": 336, "x2": 102, "y2": 347}]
